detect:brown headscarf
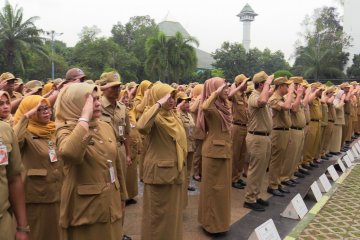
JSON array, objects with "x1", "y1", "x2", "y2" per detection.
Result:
[
  {"x1": 146, "y1": 83, "x2": 187, "y2": 171},
  {"x1": 191, "y1": 84, "x2": 204, "y2": 99},
  {"x1": 135, "y1": 80, "x2": 152, "y2": 101},
  {"x1": 13, "y1": 95, "x2": 55, "y2": 138},
  {"x1": 196, "y1": 77, "x2": 232, "y2": 134},
  {"x1": 0, "y1": 90, "x2": 13, "y2": 124},
  {"x1": 55, "y1": 83, "x2": 99, "y2": 129}
]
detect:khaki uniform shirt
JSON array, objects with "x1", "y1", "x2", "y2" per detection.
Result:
[
  {"x1": 230, "y1": 91, "x2": 248, "y2": 125},
  {"x1": 100, "y1": 96, "x2": 130, "y2": 143},
  {"x1": 290, "y1": 94, "x2": 306, "y2": 128},
  {"x1": 137, "y1": 105, "x2": 185, "y2": 184},
  {"x1": 56, "y1": 122, "x2": 127, "y2": 228},
  {"x1": 13, "y1": 116, "x2": 63, "y2": 203},
  {"x1": 328, "y1": 103, "x2": 336, "y2": 122},
  {"x1": 177, "y1": 110, "x2": 196, "y2": 153},
  {"x1": 247, "y1": 90, "x2": 273, "y2": 133},
  {"x1": 334, "y1": 100, "x2": 345, "y2": 125},
  {"x1": 309, "y1": 98, "x2": 322, "y2": 120},
  {"x1": 321, "y1": 103, "x2": 328, "y2": 127},
  {"x1": 190, "y1": 98, "x2": 205, "y2": 140},
  {"x1": 0, "y1": 121, "x2": 24, "y2": 217},
  {"x1": 268, "y1": 92, "x2": 292, "y2": 128}
]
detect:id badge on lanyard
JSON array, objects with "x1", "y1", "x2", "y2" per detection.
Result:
[
  {"x1": 118, "y1": 125, "x2": 124, "y2": 137},
  {"x1": 0, "y1": 139, "x2": 9, "y2": 166},
  {"x1": 107, "y1": 160, "x2": 116, "y2": 183},
  {"x1": 48, "y1": 141, "x2": 58, "y2": 163}
]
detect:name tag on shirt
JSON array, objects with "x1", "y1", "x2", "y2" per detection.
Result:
[
  {"x1": 109, "y1": 166, "x2": 116, "y2": 183},
  {"x1": 0, "y1": 144, "x2": 8, "y2": 165}
]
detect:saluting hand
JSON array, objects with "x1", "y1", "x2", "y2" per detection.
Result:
[
  {"x1": 265, "y1": 75, "x2": 274, "y2": 86},
  {"x1": 24, "y1": 100, "x2": 43, "y2": 118},
  {"x1": 296, "y1": 85, "x2": 304, "y2": 96},
  {"x1": 0, "y1": 80, "x2": 6, "y2": 90},
  {"x1": 81, "y1": 93, "x2": 94, "y2": 120},
  {"x1": 288, "y1": 83, "x2": 295, "y2": 93},
  {"x1": 157, "y1": 93, "x2": 171, "y2": 109},
  {"x1": 215, "y1": 83, "x2": 227, "y2": 94}
]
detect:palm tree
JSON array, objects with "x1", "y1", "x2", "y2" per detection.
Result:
[
  {"x1": 0, "y1": 1, "x2": 47, "y2": 72},
  {"x1": 145, "y1": 32, "x2": 198, "y2": 83}
]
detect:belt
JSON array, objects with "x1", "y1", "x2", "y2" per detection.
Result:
[
  {"x1": 345, "y1": 113, "x2": 350, "y2": 115},
  {"x1": 311, "y1": 119, "x2": 320, "y2": 122},
  {"x1": 291, "y1": 126, "x2": 304, "y2": 130},
  {"x1": 273, "y1": 127, "x2": 289, "y2": 131},
  {"x1": 328, "y1": 120, "x2": 335, "y2": 123},
  {"x1": 248, "y1": 131, "x2": 270, "y2": 136},
  {"x1": 232, "y1": 121, "x2": 247, "y2": 127}
]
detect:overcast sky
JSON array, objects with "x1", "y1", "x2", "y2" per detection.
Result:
[{"x1": 6, "y1": 0, "x2": 341, "y2": 63}]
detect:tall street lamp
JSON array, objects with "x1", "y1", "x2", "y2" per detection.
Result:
[{"x1": 46, "y1": 30, "x2": 63, "y2": 80}]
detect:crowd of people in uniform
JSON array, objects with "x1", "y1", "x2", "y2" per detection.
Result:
[{"x1": 0, "y1": 67, "x2": 359, "y2": 240}]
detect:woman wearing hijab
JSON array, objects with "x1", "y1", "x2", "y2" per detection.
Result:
[
  {"x1": 137, "y1": 83, "x2": 187, "y2": 240},
  {"x1": 189, "y1": 84, "x2": 204, "y2": 181},
  {"x1": 55, "y1": 83, "x2": 127, "y2": 240},
  {"x1": 13, "y1": 95, "x2": 63, "y2": 240},
  {"x1": 0, "y1": 90, "x2": 13, "y2": 125},
  {"x1": 197, "y1": 77, "x2": 232, "y2": 234},
  {"x1": 120, "y1": 90, "x2": 140, "y2": 205}
]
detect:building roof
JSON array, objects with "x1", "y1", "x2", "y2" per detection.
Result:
[
  {"x1": 237, "y1": 3, "x2": 258, "y2": 17},
  {"x1": 158, "y1": 18, "x2": 214, "y2": 69}
]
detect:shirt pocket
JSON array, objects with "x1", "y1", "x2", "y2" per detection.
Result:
[
  {"x1": 70, "y1": 184, "x2": 109, "y2": 226},
  {"x1": 153, "y1": 160, "x2": 178, "y2": 184},
  {"x1": 25, "y1": 169, "x2": 50, "y2": 203}
]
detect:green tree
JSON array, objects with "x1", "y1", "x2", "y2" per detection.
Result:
[
  {"x1": 145, "y1": 32, "x2": 198, "y2": 83},
  {"x1": 292, "y1": 6, "x2": 349, "y2": 80},
  {"x1": 0, "y1": 1, "x2": 47, "y2": 73},
  {"x1": 112, "y1": 16, "x2": 159, "y2": 80},
  {"x1": 347, "y1": 54, "x2": 360, "y2": 79}
]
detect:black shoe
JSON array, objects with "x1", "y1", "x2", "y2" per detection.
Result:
[
  {"x1": 122, "y1": 235, "x2": 132, "y2": 240},
  {"x1": 243, "y1": 202, "x2": 265, "y2": 211},
  {"x1": 352, "y1": 136, "x2": 357, "y2": 140},
  {"x1": 237, "y1": 179, "x2": 247, "y2": 186},
  {"x1": 232, "y1": 182, "x2": 245, "y2": 189},
  {"x1": 325, "y1": 153, "x2": 332, "y2": 158},
  {"x1": 267, "y1": 187, "x2": 285, "y2": 197},
  {"x1": 125, "y1": 199, "x2": 137, "y2": 206},
  {"x1": 298, "y1": 168, "x2": 310, "y2": 175},
  {"x1": 188, "y1": 186, "x2": 196, "y2": 191},
  {"x1": 330, "y1": 152, "x2": 341, "y2": 155},
  {"x1": 321, "y1": 156, "x2": 330, "y2": 160},
  {"x1": 346, "y1": 140, "x2": 352, "y2": 144},
  {"x1": 281, "y1": 180, "x2": 296, "y2": 187},
  {"x1": 290, "y1": 178, "x2": 300, "y2": 184},
  {"x1": 310, "y1": 162, "x2": 319, "y2": 168},
  {"x1": 302, "y1": 164, "x2": 313, "y2": 170},
  {"x1": 256, "y1": 198, "x2": 269, "y2": 206},
  {"x1": 294, "y1": 171, "x2": 305, "y2": 178},
  {"x1": 279, "y1": 186, "x2": 290, "y2": 193}
]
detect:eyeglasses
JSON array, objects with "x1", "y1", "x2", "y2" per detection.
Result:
[{"x1": 37, "y1": 107, "x2": 51, "y2": 113}]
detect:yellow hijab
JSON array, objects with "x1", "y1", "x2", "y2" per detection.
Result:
[
  {"x1": 55, "y1": 83, "x2": 99, "y2": 129},
  {"x1": 42, "y1": 82, "x2": 53, "y2": 95},
  {"x1": 13, "y1": 95, "x2": 55, "y2": 138},
  {"x1": 135, "y1": 80, "x2": 152, "y2": 101},
  {"x1": 0, "y1": 90, "x2": 13, "y2": 125},
  {"x1": 147, "y1": 83, "x2": 187, "y2": 171}
]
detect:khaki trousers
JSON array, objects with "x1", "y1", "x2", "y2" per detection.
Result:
[
  {"x1": 244, "y1": 134, "x2": 271, "y2": 203},
  {"x1": 231, "y1": 125, "x2": 248, "y2": 183},
  {"x1": 268, "y1": 130, "x2": 290, "y2": 189},
  {"x1": 303, "y1": 121, "x2": 321, "y2": 164},
  {"x1": 126, "y1": 154, "x2": 139, "y2": 200},
  {"x1": 0, "y1": 210, "x2": 13, "y2": 240},
  {"x1": 329, "y1": 124, "x2": 343, "y2": 152},
  {"x1": 192, "y1": 139, "x2": 203, "y2": 177},
  {"x1": 281, "y1": 129, "x2": 304, "y2": 182},
  {"x1": 342, "y1": 114, "x2": 351, "y2": 144},
  {"x1": 183, "y1": 151, "x2": 194, "y2": 208},
  {"x1": 320, "y1": 122, "x2": 334, "y2": 156}
]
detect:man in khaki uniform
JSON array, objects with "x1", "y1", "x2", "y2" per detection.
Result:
[
  {"x1": 243, "y1": 71, "x2": 273, "y2": 212},
  {"x1": 340, "y1": 83, "x2": 353, "y2": 148},
  {"x1": 281, "y1": 77, "x2": 306, "y2": 183},
  {"x1": 0, "y1": 72, "x2": 23, "y2": 112},
  {"x1": 0, "y1": 121, "x2": 29, "y2": 240},
  {"x1": 229, "y1": 74, "x2": 249, "y2": 189},
  {"x1": 267, "y1": 77, "x2": 293, "y2": 196},
  {"x1": 98, "y1": 71, "x2": 131, "y2": 240},
  {"x1": 302, "y1": 82, "x2": 323, "y2": 169},
  {"x1": 319, "y1": 87, "x2": 336, "y2": 160}
]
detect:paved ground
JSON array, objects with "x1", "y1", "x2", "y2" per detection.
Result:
[
  {"x1": 296, "y1": 165, "x2": 360, "y2": 240},
  {"x1": 123, "y1": 147, "x2": 355, "y2": 240}
]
